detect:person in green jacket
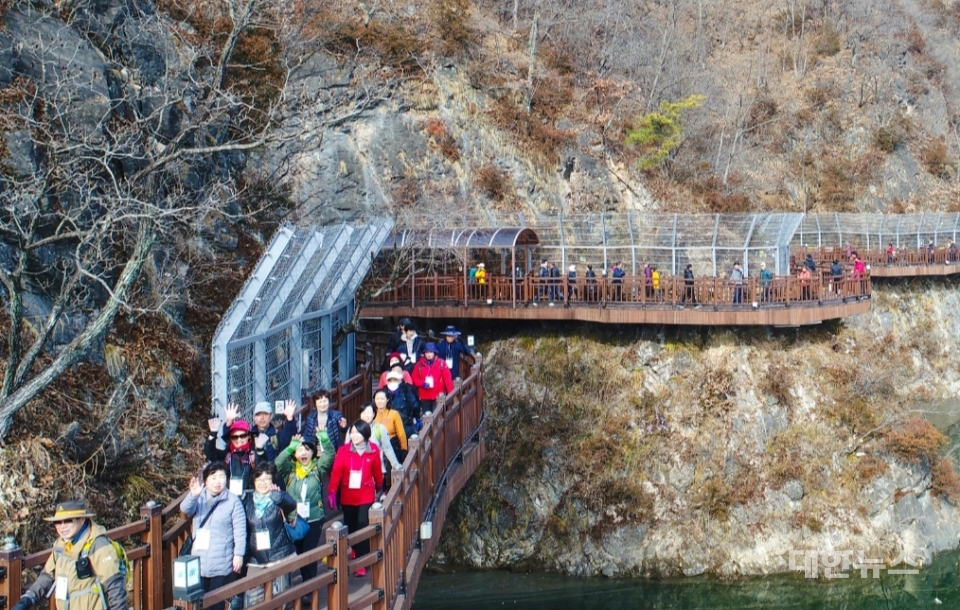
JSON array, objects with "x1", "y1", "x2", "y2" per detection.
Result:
[{"x1": 276, "y1": 435, "x2": 325, "y2": 583}]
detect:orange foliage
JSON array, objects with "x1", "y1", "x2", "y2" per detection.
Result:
[{"x1": 884, "y1": 417, "x2": 947, "y2": 463}]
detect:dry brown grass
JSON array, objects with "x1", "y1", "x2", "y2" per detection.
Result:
[{"x1": 883, "y1": 417, "x2": 947, "y2": 463}]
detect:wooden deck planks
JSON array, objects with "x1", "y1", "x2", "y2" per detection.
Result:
[{"x1": 362, "y1": 298, "x2": 871, "y2": 326}]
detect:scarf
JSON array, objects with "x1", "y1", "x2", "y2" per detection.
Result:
[
  {"x1": 64, "y1": 520, "x2": 91, "y2": 552},
  {"x1": 253, "y1": 492, "x2": 272, "y2": 518},
  {"x1": 295, "y1": 460, "x2": 316, "y2": 480}
]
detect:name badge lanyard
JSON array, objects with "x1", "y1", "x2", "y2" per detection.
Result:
[
  {"x1": 255, "y1": 513, "x2": 271, "y2": 550},
  {"x1": 297, "y1": 478, "x2": 310, "y2": 519},
  {"x1": 348, "y1": 451, "x2": 366, "y2": 490}
]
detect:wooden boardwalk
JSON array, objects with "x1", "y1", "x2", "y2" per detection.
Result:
[
  {"x1": 0, "y1": 357, "x2": 486, "y2": 610},
  {"x1": 362, "y1": 274, "x2": 872, "y2": 326},
  {"x1": 795, "y1": 246, "x2": 960, "y2": 278}
]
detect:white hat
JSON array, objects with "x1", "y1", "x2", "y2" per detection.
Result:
[
  {"x1": 386, "y1": 370, "x2": 403, "y2": 381},
  {"x1": 254, "y1": 401, "x2": 272, "y2": 415},
  {"x1": 569, "y1": 264, "x2": 576, "y2": 272},
  {"x1": 477, "y1": 263, "x2": 485, "y2": 268}
]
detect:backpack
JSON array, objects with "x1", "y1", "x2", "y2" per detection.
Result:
[{"x1": 80, "y1": 535, "x2": 133, "y2": 590}]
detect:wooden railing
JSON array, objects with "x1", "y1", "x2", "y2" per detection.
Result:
[
  {"x1": 795, "y1": 245, "x2": 960, "y2": 268},
  {"x1": 0, "y1": 353, "x2": 485, "y2": 610},
  {"x1": 365, "y1": 273, "x2": 872, "y2": 309}
]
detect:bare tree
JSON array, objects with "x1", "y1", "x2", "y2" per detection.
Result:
[{"x1": 0, "y1": 0, "x2": 384, "y2": 440}]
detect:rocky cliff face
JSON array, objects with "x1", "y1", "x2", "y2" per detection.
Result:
[{"x1": 435, "y1": 279, "x2": 960, "y2": 577}]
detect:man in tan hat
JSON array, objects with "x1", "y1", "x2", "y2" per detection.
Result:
[{"x1": 13, "y1": 500, "x2": 126, "y2": 610}]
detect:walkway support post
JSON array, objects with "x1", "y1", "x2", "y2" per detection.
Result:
[
  {"x1": 141, "y1": 500, "x2": 164, "y2": 610},
  {"x1": 326, "y1": 522, "x2": 349, "y2": 610},
  {"x1": 0, "y1": 536, "x2": 24, "y2": 610},
  {"x1": 368, "y1": 503, "x2": 386, "y2": 610}
]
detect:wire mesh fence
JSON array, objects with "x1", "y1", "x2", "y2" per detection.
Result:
[
  {"x1": 405, "y1": 212, "x2": 803, "y2": 277},
  {"x1": 796, "y1": 213, "x2": 960, "y2": 249},
  {"x1": 211, "y1": 220, "x2": 393, "y2": 419}
]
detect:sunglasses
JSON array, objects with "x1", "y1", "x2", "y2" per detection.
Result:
[{"x1": 230, "y1": 433, "x2": 250, "y2": 439}]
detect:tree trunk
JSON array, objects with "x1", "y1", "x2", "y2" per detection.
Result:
[{"x1": 0, "y1": 222, "x2": 155, "y2": 440}]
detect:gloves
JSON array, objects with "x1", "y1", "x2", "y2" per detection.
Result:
[
  {"x1": 287, "y1": 436, "x2": 301, "y2": 452},
  {"x1": 327, "y1": 492, "x2": 337, "y2": 510},
  {"x1": 13, "y1": 596, "x2": 35, "y2": 610}
]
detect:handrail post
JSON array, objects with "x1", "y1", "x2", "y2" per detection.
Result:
[
  {"x1": 140, "y1": 500, "x2": 164, "y2": 610},
  {"x1": 0, "y1": 535, "x2": 24, "y2": 610},
  {"x1": 368, "y1": 503, "x2": 387, "y2": 610},
  {"x1": 326, "y1": 522, "x2": 349, "y2": 610}
]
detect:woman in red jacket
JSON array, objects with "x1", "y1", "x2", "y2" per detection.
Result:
[{"x1": 327, "y1": 420, "x2": 383, "y2": 577}]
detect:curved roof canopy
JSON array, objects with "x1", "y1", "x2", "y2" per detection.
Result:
[{"x1": 382, "y1": 227, "x2": 540, "y2": 250}]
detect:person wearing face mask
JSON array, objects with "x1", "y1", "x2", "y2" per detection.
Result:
[
  {"x1": 412, "y1": 343, "x2": 454, "y2": 417},
  {"x1": 327, "y1": 421, "x2": 383, "y2": 578},
  {"x1": 205, "y1": 404, "x2": 271, "y2": 497},
  {"x1": 299, "y1": 389, "x2": 347, "y2": 476},
  {"x1": 241, "y1": 464, "x2": 297, "y2": 607},
  {"x1": 359, "y1": 401, "x2": 402, "y2": 489},
  {"x1": 373, "y1": 388, "x2": 407, "y2": 462},
  {"x1": 381, "y1": 369, "x2": 420, "y2": 439},
  {"x1": 377, "y1": 353, "x2": 413, "y2": 388},
  {"x1": 181, "y1": 462, "x2": 247, "y2": 610},
  {"x1": 275, "y1": 434, "x2": 325, "y2": 583}
]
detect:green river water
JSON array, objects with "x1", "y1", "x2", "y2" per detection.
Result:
[
  {"x1": 413, "y1": 548, "x2": 960, "y2": 609},
  {"x1": 413, "y1": 393, "x2": 960, "y2": 609}
]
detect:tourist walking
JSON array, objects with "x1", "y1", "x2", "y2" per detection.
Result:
[
  {"x1": 731, "y1": 262, "x2": 744, "y2": 304},
  {"x1": 681, "y1": 264, "x2": 696, "y2": 305},
  {"x1": 373, "y1": 388, "x2": 408, "y2": 462},
  {"x1": 275, "y1": 435, "x2": 326, "y2": 584},
  {"x1": 328, "y1": 421, "x2": 383, "y2": 578},
  {"x1": 436, "y1": 325, "x2": 471, "y2": 379},
  {"x1": 12, "y1": 500, "x2": 127, "y2": 610},
  {"x1": 412, "y1": 343, "x2": 454, "y2": 418},
  {"x1": 241, "y1": 465, "x2": 297, "y2": 607},
  {"x1": 360, "y1": 402, "x2": 402, "y2": 491},
  {"x1": 205, "y1": 405, "x2": 271, "y2": 498},
  {"x1": 298, "y1": 389, "x2": 346, "y2": 477},
  {"x1": 181, "y1": 462, "x2": 247, "y2": 610},
  {"x1": 759, "y1": 262, "x2": 773, "y2": 303}
]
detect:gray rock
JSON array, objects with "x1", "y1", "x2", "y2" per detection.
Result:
[
  {"x1": 2, "y1": 131, "x2": 35, "y2": 177},
  {"x1": 784, "y1": 479, "x2": 804, "y2": 501},
  {"x1": 4, "y1": 10, "x2": 111, "y2": 138}
]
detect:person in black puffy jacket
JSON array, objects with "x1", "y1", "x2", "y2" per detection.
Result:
[{"x1": 242, "y1": 464, "x2": 297, "y2": 607}]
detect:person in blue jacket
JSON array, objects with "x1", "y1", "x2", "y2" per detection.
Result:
[
  {"x1": 296, "y1": 389, "x2": 347, "y2": 473},
  {"x1": 436, "y1": 325, "x2": 472, "y2": 379}
]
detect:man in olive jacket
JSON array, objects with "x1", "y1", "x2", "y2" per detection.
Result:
[{"x1": 13, "y1": 501, "x2": 126, "y2": 610}]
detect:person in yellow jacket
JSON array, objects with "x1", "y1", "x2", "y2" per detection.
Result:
[
  {"x1": 13, "y1": 501, "x2": 126, "y2": 610},
  {"x1": 474, "y1": 263, "x2": 487, "y2": 284}
]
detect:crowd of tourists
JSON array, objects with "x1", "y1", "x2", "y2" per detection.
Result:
[
  {"x1": 462, "y1": 252, "x2": 874, "y2": 306},
  {"x1": 21, "y1": 322, "x2": 471, "y2": 610}
]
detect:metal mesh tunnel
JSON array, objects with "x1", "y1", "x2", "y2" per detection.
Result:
[
  {"x1": 211, "y1": 220, "x2": 393, "y2": 418},
  {"x1": 795, "y1": 213, "x2": 960, "y2": 249},
  {"x1": 417, "y1": 212, "x2": 804, "y2": 278}
]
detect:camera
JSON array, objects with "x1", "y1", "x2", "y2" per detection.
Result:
[{"x1": 76, "y1": 556, "x2": 95, "y2": 579}]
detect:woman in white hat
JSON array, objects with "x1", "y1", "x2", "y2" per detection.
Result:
[{"x1": 475, "y1": 263, "x2": 487, "y2": 285}]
